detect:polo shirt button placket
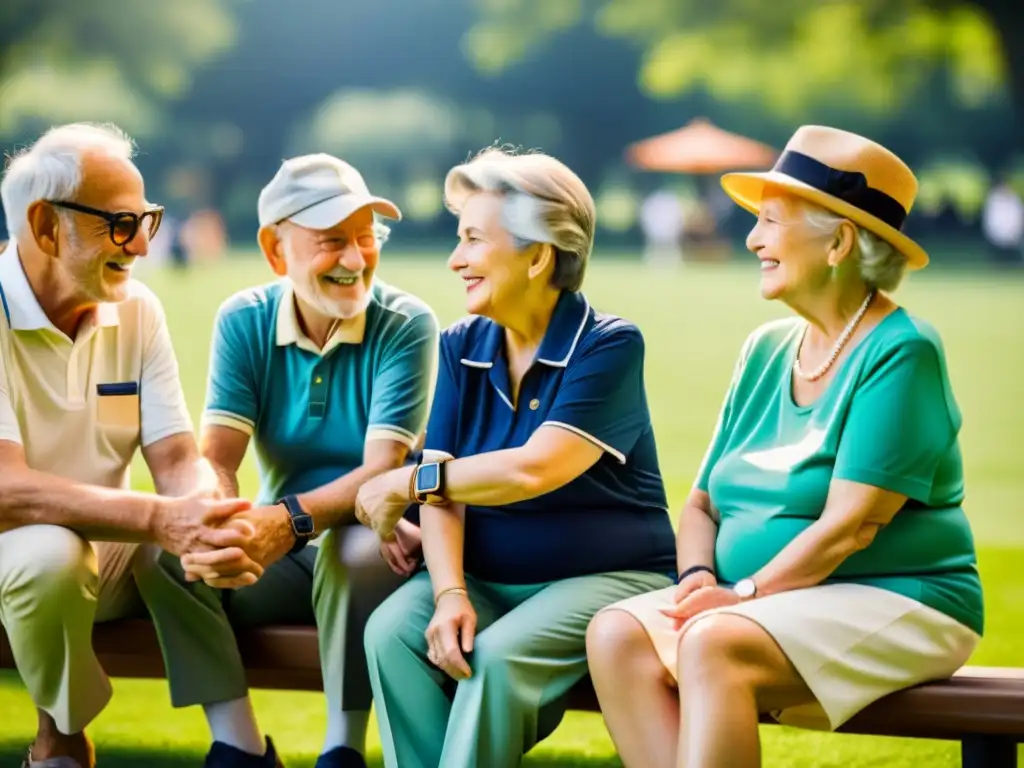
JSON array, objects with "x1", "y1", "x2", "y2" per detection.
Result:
[{"x1": 309, "y1": 367, "x2": 328, "y2": 419}]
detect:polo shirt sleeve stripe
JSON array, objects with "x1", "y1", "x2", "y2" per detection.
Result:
[
  {"x1": 366, "y1": 311, "x2": 439, "y2": 449},
  {"x1": 541, "y1": 323, "x2": 649, "y2": 463},
  {"x1": 201, "y1": 409, "x2": 256, "y2": 437},
  {"x1": 366, "y1": 424, "x2": 417, "y2": 448},
  {"x1": 541, "y1": 420, "x2": 627, "y2": 464}
]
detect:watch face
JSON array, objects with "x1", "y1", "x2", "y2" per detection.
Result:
[
  {"x1": 293, "y1": 515, "x2": 315, "y2": 536},
  {"x1": 416, "y1": 463, "x2": 440, "y2": 493}
]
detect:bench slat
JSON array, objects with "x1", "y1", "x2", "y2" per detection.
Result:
[{"x1": 2, "y1": 620, "x2": 1022, "y2": 742}]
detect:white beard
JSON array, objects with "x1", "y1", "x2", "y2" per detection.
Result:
[{"x1": 293, "y1": 275, "x2": 370, "y2": 320}]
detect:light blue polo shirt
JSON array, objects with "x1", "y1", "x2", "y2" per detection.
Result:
[
  {"x1": 424, "y1": 289, "x2": 677, "y2": 584},
  {"x1": 203, "y1": 278, "x2": 439, "y2": 506}
]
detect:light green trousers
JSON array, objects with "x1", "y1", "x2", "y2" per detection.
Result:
[
  {"x1": 133, "y1": 523, "x2": 404, "y2": 711},
  {"x1": 364, "y1": 568, "x2": 673, "y2": 768},
  {"x1": 0, "y1": 525, "x2": 143, "y2": 734}
]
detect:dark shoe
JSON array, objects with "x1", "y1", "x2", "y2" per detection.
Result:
[
  {"x1": 314, "y1": 746, "x2": 368, "y2": 768},
  {"x1": 204, "y1": 736, "x2": 284, "y2": 768}
]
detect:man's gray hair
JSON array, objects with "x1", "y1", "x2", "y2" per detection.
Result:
[
  {"x1": 444, "y1": 147, "x2": 596, "y2": 292},
  {"x1": 802, "y1": 202, "x2": 909, "y2": 292},
  {"x1": 1, "y1": 123, "x2": 135, "y2": 239}
]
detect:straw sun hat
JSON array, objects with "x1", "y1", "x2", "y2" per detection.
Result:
[{"x1": 721, "y1": 125, "x2": 929, "y2": 270}]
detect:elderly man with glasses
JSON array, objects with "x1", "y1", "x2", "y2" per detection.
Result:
[{"x1": 0, "y1": 124, "x2": 256, "y2": 768}]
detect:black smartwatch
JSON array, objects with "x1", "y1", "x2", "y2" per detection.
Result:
[
  {"x1": 412, "y1": 461, "x2": 448, "y2": 505},
  {"x1": 278, "y1": 494, "x2": 316, "y2": 553}
]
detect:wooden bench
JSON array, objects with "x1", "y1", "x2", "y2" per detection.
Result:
[{"x1": 2, "y1": 620, "x2": 1023, "y2": 766}]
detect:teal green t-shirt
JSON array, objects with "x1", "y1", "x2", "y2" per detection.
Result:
[{"x1": 696, "y1": 309, "x2": 983, "y2": 636}]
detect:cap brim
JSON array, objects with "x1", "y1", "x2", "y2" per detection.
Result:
[
  {"x1": 721, "y1": 171, "x2": 929, "y2": 270},
  {"x1": 288, "y1": 194, "x2": 402, "y2": 229}
]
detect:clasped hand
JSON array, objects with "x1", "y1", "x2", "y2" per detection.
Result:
[
  {"x1": 155, "y1": 484, "x2": 294, "y2": 589},
  {"x1": 179, "y1": 502, "x2": 297, "y2": 589},
  {"x1": 379, "y1": 518, "x2": 422, "y2": 576},
  {"x1": 658, "y1": 570, "x2": 741, "y2": 630}
]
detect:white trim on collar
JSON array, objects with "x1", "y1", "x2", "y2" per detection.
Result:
[
  {"x1": 275, "y1": 282, "x2": 366, "y2": 356},
  {"x1": 537, "y1": 296, "x2": 590, "y2": 368},
  {"x1": 0, "y1": 243, "x2": 120, "y2": 331},
  {"x1": 458, "y1": 296, "x2": 591, "y2": 369}
]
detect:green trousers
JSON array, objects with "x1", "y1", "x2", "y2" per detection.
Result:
[
  {"x1": 134, "y1": 523, "x2": 404, "y2": 711},
  {"x1": 363, "y1": 568, "x2": 673, "y2": 768}
]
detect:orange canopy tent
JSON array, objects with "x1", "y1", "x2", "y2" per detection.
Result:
[{"x1": 625, "y1": 117, "x2": 778, "y2": 174}]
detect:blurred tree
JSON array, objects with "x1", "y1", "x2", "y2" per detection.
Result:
[
  {"x1": 463, "y1": 0, "x2": 1018, "y2": 131},
  {"x1": 0, "y1": 0, "x2": 237, "y2": 137}
]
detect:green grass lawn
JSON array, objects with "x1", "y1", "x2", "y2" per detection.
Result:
[{"x1": 2, "y1": 253, "x2": 1023, "y2": 766}]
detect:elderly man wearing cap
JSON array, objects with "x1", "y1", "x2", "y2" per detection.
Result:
[
  {"x1": 586, "y1": 126, "x2": 983, "y2": 767},
  {"x1": 134, "y1": 154, "x2": 439, "y2": 768}
]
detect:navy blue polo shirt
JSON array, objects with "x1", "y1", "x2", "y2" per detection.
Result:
[{"x1": 424, "y1": 289, "x2": 677, "y2": 584}]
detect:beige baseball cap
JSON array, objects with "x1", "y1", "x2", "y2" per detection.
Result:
[{"x1": 258, "y1": 153, "x2": 401, "y2": 229}]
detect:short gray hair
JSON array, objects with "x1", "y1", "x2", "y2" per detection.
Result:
[
  {"x1": 802, "y1": 203, "x2": 908, "y2": 292},
  {"x1": 372, "y1": 220, "x2": 391, "y2": 246},
  {"x1": 444, "y1": 147, "x2": 595, "y2": 292},
  {"x1": 1, "y1": 123, "x2": 135, "y2": 240}
]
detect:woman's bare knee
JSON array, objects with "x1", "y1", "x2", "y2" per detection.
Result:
[
  {"x1": 677, "y1": 613, "x2": 809, "y2": 707},
  {"x1": 676, "y1": 614, "x2": 758, "y2": 685},
  {"x1": 586, "y1": 609, "x2": 654, "y2": 668}
]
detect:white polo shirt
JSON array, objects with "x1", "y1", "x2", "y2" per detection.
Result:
[{"x1": 0, "y1": 244, "x2": 193, "y2": 489}]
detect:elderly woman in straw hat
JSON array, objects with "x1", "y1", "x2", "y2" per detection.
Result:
[
  {"x1": 353, "y1": 147, "x2": 677, "y2": 768},
  {"x1": 585, "y1": 125, "x2": 984, "y2": 767}
]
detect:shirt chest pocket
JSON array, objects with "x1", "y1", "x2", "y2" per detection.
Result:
[{"x1": 96, "y1": 382, "x2": 141, "y2": 434}]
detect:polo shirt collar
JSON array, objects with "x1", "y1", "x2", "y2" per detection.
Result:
[
  {"x1": 0, "y1": 243, "x2": 119, "y2": 332},
  {"x1": 459, "y1": 289, "x2": 590, "y2": 370},
  {"x1": 276, "y1": 281, "x2": 367, "y2": 356}
]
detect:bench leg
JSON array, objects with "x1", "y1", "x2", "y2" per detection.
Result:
[{"x1": 962, "y1": 735, "x2": 1017, "y2": 768}]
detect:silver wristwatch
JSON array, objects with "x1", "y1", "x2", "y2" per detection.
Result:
[{"x1": 733, "y1": 577, "x2": 758, "y2": 600}]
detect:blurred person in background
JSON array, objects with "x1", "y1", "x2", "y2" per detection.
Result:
[
  {"x1": 0, "y1": 123, "x2": 254, "y2": 768},
  {"x1": 587, "y1": 126, "x2": 983, "y2": 768},
  {"x1": 981, "y1": 174, "x2": 1024, "y2": 266},
  {"x1": 134, "y1": 154, "x2": 439, "y2": 768},
  {"x1": 354, "y1": 147, "x2": 678, "y2": 768}
]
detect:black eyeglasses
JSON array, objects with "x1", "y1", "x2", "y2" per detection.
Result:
[{"x1": 47, "y1": 200, "x2": 164, "y2": 246}]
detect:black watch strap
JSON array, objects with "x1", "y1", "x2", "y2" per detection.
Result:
[
  {"x1": 677, "y1": 564, "x2": 715, "y2": 584},
  {"x1": 278, "y1": 494, "x2": 315, "y2": 554}
]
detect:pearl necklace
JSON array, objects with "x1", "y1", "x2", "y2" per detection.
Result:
[{"x1": 793, "y1": 291, "x2": 875, "y2": 382}]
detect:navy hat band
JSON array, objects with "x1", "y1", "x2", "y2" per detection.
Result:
[{"x1": 774, "y1": 150, "x2": 908, "y2": 231}]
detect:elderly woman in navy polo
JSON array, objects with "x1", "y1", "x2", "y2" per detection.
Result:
[{"x1": 353, "y1": 147, "x2": 677, "y2": 768}]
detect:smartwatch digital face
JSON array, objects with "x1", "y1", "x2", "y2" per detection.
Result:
[
  {"x1": 292, "y1": 514, "x2": 315, "y2": 536},
  {"x1": 416, "y1": 463, "x2": 441, "y2": 495}
]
